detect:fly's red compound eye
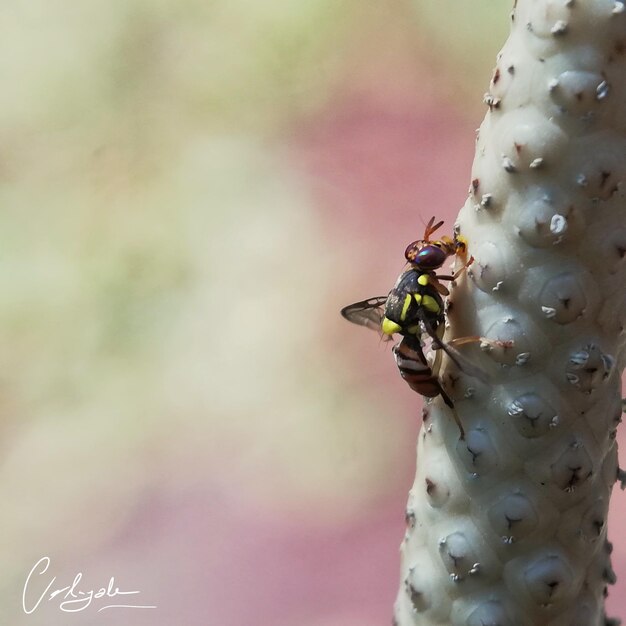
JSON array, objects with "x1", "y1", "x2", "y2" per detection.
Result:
[
  {"x1": 404, "y1": 240, "x2": 423, "y2": 262},
  {"x1": 405, "y1": 243, "x2": 448, "y2": 269}
]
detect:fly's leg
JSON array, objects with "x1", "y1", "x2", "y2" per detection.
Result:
[
  {"x1": 417, "y1": 308, "x2": 489, "y2": 384},
  {"x1": 446, "y1": 336, "x2": 514, "y2": 350},
  {"x1": 438, "y1": 385, "x2": 465, "y2": 440},
  {"x1": 437, "y1": 255, "x2": 475, "y2": 282}
]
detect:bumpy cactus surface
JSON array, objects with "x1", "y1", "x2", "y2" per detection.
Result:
[{"x1": 394, "y1": 1, "x2": 626, "y2": 624}]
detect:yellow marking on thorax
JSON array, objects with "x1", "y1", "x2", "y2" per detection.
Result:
[
  {"x1": 417, "y1": 274, "x2": 429, "y2": 286},
  {"x1": 421, "y1": 294, "x2": 440, "y2": 313},
  {"x1": 382, "y1": 317, "x2": 401, "y2": 336},
  {"x1": 413, "y1": 293, "x2": 422, "y2": 304},
  {"x1": 400, "y1": 294, "x2": 412, "y2": 321}
]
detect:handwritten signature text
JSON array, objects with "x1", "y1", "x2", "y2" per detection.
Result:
[{"x1": 23, "y1": 556, "x2": 157, "y2": 614}]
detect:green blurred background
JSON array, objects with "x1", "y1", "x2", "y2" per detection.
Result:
[{"x1": 4, "y1": 2, "x2": 622, "y2": 625}]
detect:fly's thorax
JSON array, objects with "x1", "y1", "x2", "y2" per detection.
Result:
[{"x1": 383, "y1": 269, "x2": 445, "y2": 336}]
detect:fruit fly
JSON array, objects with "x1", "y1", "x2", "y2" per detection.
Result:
[{"x1": 341, "y1": 217, "x2": 480, "y2": 439}]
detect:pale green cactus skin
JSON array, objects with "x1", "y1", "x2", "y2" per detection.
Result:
[{"x1": 394, "y1": 1, "x2": 626, "y2": 624}]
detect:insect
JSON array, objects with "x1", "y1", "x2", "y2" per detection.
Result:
[{"x1": 341, "y1": 217, "x2": 482, "y2": 439}]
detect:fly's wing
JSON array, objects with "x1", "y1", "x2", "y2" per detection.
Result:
[
  {"x1": 427, "y1": 334, "x2": 444, "y2": 374},
  {"x1": 417, "y1": 308, "x2": 489, "y2": 383},
  {"x1": 340, "y1": 296, "x2": 392, "y2": 340}
]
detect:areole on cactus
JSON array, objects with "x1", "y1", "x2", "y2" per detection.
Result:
[{"x1": 393, "y1": 1, "x2": 626, "y2": 625}]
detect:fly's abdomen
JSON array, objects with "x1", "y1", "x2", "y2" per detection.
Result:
[{"x1": 392, "y1": 339, "x2": 440, "y2": 398}]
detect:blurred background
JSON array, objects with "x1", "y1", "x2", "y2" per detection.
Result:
[{"x1": 1, "y1": 1, "x2": 624, "y2": 624}]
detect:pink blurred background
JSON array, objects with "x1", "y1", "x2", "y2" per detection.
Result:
[{"x1": 1, "y1": 1, "x2": 624, "y2": 625}]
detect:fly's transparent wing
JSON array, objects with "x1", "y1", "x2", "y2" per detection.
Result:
[
  {"x1": 417, "y1": 308, "x2": 489, "y2": 383},
  {"x1": 340, "y1": 296, "x2": 391, "y2": 339}
]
